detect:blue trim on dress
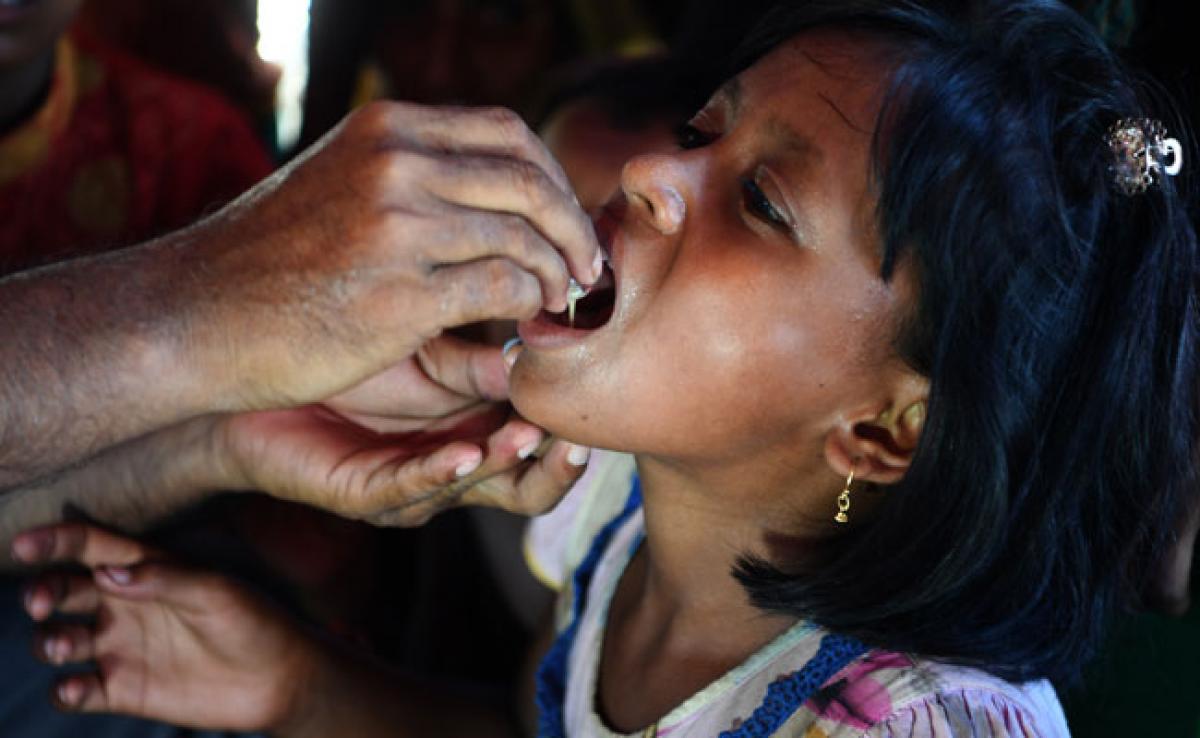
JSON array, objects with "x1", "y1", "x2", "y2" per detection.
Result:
[
  {"x1": 717, "y1": 633, "x2": 868, "y2": 738},
  {"x1": 535, "y1": 477, "x2": 644, "y2": 738},
  {"x1": 533, "y1": 475, "x2": 869, "y2": 737}
]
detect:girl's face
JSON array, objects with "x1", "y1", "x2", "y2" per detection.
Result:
[{"x1": 511, "y1": 32, "x2": 919, "y2": 471}]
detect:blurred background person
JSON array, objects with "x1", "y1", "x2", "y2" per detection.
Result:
[
  {"x1": 77, "y1": 0, "x2": 280, "y2": 151},
  {"x1": 297, "y1": 0, "x2": 689, "y2": 153},
  {"x1": 0, "y1": 0, "x2": 272, "y2": 275}
]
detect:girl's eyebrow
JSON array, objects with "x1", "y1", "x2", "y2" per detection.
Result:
[{"x1": 765, "y1": 118, "x2": 823, "y2": 162}]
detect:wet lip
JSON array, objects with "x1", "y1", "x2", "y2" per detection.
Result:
[{"x1": 517, "y1": 206, "x2": 623, "y2": 349}]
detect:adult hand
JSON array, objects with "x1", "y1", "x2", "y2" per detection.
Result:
[
  {"x1": 0, "y1": 337, "x2": 586, "y2": 556},
  {"x1": 17, "y1": 525, "x2": 313, "y2": 732},
  {"x1": 216, "y1": 337, "x2": 590, "y2": 526},
  {"x1": 184, "y1": 100, "x2": 602, "y2": 413}
]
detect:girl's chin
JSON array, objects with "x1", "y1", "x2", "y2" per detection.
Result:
[
  {"x1": 509, "y1": 364, "x2": 611, "y2": 449},
  {"x1": 508, "y1": 365, "x2": 568, "y2": 429}
]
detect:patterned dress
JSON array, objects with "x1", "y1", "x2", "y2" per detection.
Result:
[{"x1": 525, "y1": 451, "x2": 1071, "y2": 738}]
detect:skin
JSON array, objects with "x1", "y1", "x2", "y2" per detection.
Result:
[
  {"x1": 0, "y1": 100, "x2": 600, "y2": 491},
  {"x1": 15, "y1": 32, "x2": 932, "y2": 736},
  {"x1": 540, "y1": 98, "x2": 682, "y2": 212},
  {"x1": 16, "y1": 525, "x2": 521, "y2": 735},
  {"x1": 512, "y1": 32, "x2": 925, "y2": 497},
  {"x1": 511, "y1": 32, "x2": 928, "y2": 729},
  {"x1": 0, "y1": 334, "x2": 591, "y2": 569}
]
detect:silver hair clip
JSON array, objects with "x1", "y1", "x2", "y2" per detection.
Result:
[{"x1": 1106, "y1": 118, "x2": 1183, "y2": 196}]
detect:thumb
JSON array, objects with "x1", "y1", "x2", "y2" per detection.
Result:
[
  {"x1": 93, "y1": 562, "x2": 215, "y2": 611},
  {"x1": 417, "y1": 335, "x2": 510, "y2": 402}
]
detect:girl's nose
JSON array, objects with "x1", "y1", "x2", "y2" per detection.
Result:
[{"x1": 619, "y1": 153, "x2": 688, "y2": 236}]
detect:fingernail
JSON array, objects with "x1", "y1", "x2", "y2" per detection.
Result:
[
  {"x1": 52, "y1": 637, "x2": 68, "y2": 663},
  {"x1": 102, "y1": 567, "x2": 132, "y2": 586},
  {"x1": 567, "y1": 444, "x2": 591, "y2": 467},
  {"x1": 58, "y1": 680, "x2": 81, "y2": 707},
  {"x1": 455, "y1": 456, "x2": 482, "y2": 479},
  {"x1": 22, "y1": 587, "x2": 33, "y2": 615},
  {"x1": 11, "y1": 535, "x2": 40, "y2": 563},
  {"x1": 517, "y1": 441, "x2": 540, "y2": 460},
  {"x1": 591, "y1": 249, "x2": 604, "y2": 283},
  {"x1": 502, "y1": 337, "x2": 523, "y2": 370}
]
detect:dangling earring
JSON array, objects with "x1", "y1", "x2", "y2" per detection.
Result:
[{"x1": 834, "y1": 467, "x2": 855, "y2": 524}]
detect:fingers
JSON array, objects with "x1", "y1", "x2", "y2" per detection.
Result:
[
  {"x1": 23, "y1": 572, "x2": 99, "y2": 621},
  {"x1": 433, "y1": 256, "x2": 545, "y2": 326},
  {"x1": 424, "y1": 153, "x2": 601, "y2": 291},
  {"x1": 351, "y1": 100, "x2": 600, "y2": 295},
  {"x1": 34, "y1": 623, "x2": 95, "y2": 665},
  {"x1": 461, "y1": 435, "x2": 591, "y2": 516},
  {"x1": 365, "y1": 442, "x2": 489, "y2": 526},
  {"x1": 356, "y1": 102, "x2": 576, "y2": 200},
  {"x1": 89, "y1": 561, "x2": 236, "y2": 615},
  {"x1": 366, "y1": 422, "x2": 545, "y2": 527},
  {"x1": 11, "y1": 523, "x2": 150, "y2": 569},
  {"x1": 52, "y1": 672, "x2": 112, "y2": 714},
  {"x1": 421, "y1": 210, "x2": 572, "y2": 312},
  {"x1": 416, "y1": 335, "x2": 510, "y2": 404}
]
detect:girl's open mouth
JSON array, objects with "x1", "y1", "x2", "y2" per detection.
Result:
[
  {"x1": 541, "y1": 261, "x2": 616, "y2": 331},
  {"x1": 518, "y1": 206, "x2": 621, "y2": 348},
  {"x1": 518, "y1": 260, "x2": 616, "y2": 348}
]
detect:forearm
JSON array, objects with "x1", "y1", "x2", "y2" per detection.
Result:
[
  {"x1": 0, "y1": 230, "x2": 229, "y2": 487},
  {"x1": 277, "y1": 640, "x2": 517, "y2": 738},
  {"x1": 0, "y1": 415, "x2": 236, "y2": 569}
]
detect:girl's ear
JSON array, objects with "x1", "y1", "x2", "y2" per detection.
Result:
[{"x1": 823, "y1": 375, "x2": 928, "y2": 485}]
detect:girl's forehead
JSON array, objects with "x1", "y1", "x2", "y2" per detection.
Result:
[{"x1": 738, "y1": 31, "x2": 895, "y2": 124}]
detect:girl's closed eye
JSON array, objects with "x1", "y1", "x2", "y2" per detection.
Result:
[
  {"x1": 742, "y1": 177, "x2": 793, "y2": 234},
  {"x1": 676, "y1": 122, "x2": 798, "y2": 239}
]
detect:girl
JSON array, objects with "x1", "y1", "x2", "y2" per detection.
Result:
[{"x1": 16, "y1": 1, "x2": 1197, "y2": 736}]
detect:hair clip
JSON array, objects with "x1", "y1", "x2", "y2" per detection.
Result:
[{"x1": 1106, "y1": 118, "x2": 1183, "y2": 196}]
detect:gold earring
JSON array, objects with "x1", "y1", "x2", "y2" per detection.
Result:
[{"x1": 835, "y1": 467, "x2": 855, "y2": 524}]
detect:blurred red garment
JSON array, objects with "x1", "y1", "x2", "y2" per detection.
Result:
[
  {"x1": 77, "y1": 0, "x2": 278, "y2": 134},
  {"x1": 0, "y1": 30, "x2": 272, "y2": 275}
]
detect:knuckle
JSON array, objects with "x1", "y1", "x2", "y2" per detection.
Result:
[
  {"x1": 350, "y1": 156, "x2": 392, "y2": 197},
  {"x1": 493, "y1": 214, "x2": 537, "y2": 256},
  {"x1": 440, "y1": 258, "x2": 539, "y2": 322},
  {"x1": 485, "y1": 259, "x2": 537, "y2": 307},
  {"x1": 357, "y1": 149, "x2": 418, "y2": 197},
  {"x1": 477, "y1": 106, "x2": 526, "y2": 140},
  {"x1": 347, "y1": 100, "x2": 399, "y2": 139},
  {"x1": 508, "y1": 160, "x2": 551, "y2": 209}
]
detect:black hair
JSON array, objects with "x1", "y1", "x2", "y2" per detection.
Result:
[{"x1": 731, "y1": 0, "x2": 1199, "y2": 685}]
